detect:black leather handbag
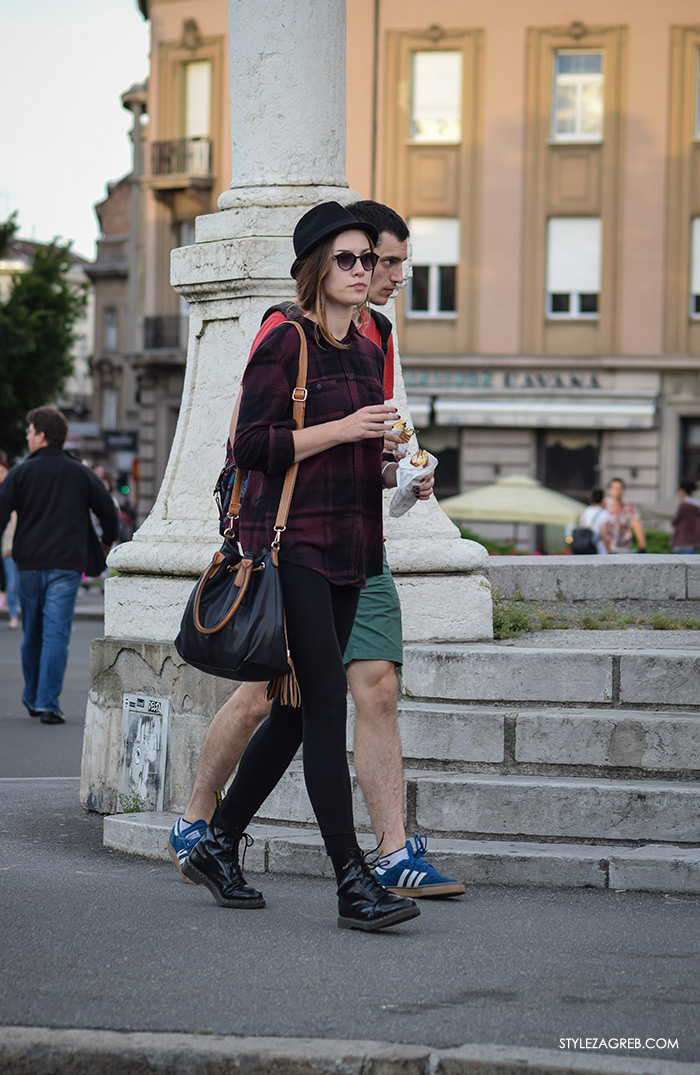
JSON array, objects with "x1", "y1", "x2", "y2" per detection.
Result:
[{"x1": 174, "y1": 321, "x2": 308, "y2": 705}]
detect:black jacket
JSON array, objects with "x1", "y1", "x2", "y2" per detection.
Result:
[{"x1": 0, "y1": 447, "x2": 119, "y2": 572}]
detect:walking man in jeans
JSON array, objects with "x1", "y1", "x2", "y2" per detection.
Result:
[{"x1": 0, "y1": 407, "x2": 118, "y2": 724}]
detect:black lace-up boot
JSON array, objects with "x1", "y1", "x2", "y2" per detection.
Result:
[
  {"x1": 182, "y1": 826, "x2": 265, "y2": 908},
  {"x1": 330, "y1": 846, "x2": 420, "y2": 931}
]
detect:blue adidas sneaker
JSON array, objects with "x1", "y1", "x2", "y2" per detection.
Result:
[
  {"x1": 168, "y1": 818, "x2": 208, "y2": 880},
  {"x1": 373, "y1": 834, "x2": 466, "y2": 897}
]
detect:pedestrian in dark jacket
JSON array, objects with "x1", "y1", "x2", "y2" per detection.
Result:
[{"x1": 0, "y1": 406, "x2": 118, "y2": 723}]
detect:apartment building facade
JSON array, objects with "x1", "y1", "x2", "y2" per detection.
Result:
[
  {"x1": 347, "y1": 0, "x2": 700, "y2": 533},
  {"x1": 96, "y1": 0, "x2": 700, "y2": 527},
  {"x1": 91, "y1": 0, "x2": 230, "y2": 518}
]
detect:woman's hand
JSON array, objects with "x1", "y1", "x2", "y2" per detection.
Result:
[
  {"x1": 337, "y1": 405, "x2": 398, "y2": 443},
  {"x1": 292, "y1": 404, "x2": 398, "y2": 462},
  {"x1": 414, "y1": 472, "x2": 435, "y2": 499}
]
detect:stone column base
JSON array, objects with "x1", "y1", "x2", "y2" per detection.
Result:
[{"x1": 80, "y1": 637, "x2": 232, "y2": 815}]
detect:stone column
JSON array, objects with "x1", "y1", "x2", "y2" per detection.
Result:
[
  {"x1": 382, "y1": 301, "x2": 492, "y2": 644},
  {"x1": 81, "y1": 0, "x2": 491, "y2": 815}
]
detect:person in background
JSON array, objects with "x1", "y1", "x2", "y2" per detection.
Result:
[
  {"x1": 579, "y1": 487, "x2": 612, "y2": 555},
  {"x1": 0, "y1": 452, "x2": 20, "y2": 628},
  {"x1": 0, "y1": 407, "x2": 118, "y2": 724},
  {"x1": 604, "y1": 477, "x2": 647, "y2": 554},
  {"x1": 671, "y1": 479, "x2": 700, "y2": 553}
]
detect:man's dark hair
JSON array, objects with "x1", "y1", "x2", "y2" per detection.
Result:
[
  {"x1": 608, "y1": 476, "x2": 626, "y2": 489},
  {"x1": 346, "y1": 200, "x2": 409, "y2": 242},
  {"x1": 679, "y1": 478, "x2": 697, "y2": 496},
  {"x1": 27, "y1": 406, "x2": 68, "y2": 448},
  {"x1": 590, "y1": 487, "x2": 604, "y2": 504}
]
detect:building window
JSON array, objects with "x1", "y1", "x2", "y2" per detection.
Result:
[
  {"x1": 410, "y1": 51, "x2": 462, "y2": 143},
  {"x1": 102, "y1": 386, "x2": 118, "y2": 431},
  {"x1": 551, "y1": 51, "x2": 604, "y2": 142},
  {"x1": 407, "y1": 217, "x2": 460, "y2": 317},
  {"x1": 184, "y1": 60, "x2": 211, "y2": 137},
  {"x1": 104, "y1": 307, "x2": 118, "y2": 351},
  {"x1": 546, "y1": 217, "x2": 601, "y2": 319},
  {"x1": 691, "y1": 218, "x2": 700, "y2": 318}
]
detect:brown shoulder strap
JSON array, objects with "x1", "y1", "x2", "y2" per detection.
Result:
[
  {"x1": 227, "y1": 320, "x2": 308, "y2": 540},
  {"x1": 273, "y1": 320, "x2": 307, "y2": 540}
]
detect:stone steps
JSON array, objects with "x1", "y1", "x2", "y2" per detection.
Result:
[
  {"x1": 251, "y1": 763, "x2": 700, "y2": 845},
  {"x1": 102, "y1": 627, "x2": 700, "y2": 893},
  {"x1": 402, "y1": 639, "x2": 700, "y2": 708},
  {"x1": 104, "y1": 813, "x2": 700, "y2": 895},
  {"x1": 413, "y1": 771, "x2": 700, "y2": 844},
  {"x1": 488, "y1": 553, "x2": 700, "y2": 602},
  {"x1": 387, "y1": 701, "x2": 700, "y2": 772}
]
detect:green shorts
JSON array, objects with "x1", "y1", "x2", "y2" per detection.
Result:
[{"x1": 343, "y1": 547, "x2": 403, "y2": 666}]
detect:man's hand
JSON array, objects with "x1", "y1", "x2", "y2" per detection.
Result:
[{"x1": 383, "y1": 428, "x2": 402, "y2": 453}]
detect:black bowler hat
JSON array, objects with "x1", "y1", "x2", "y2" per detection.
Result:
[{"x1": 290, "y1": 201, "x2": 378, "y2": 279}]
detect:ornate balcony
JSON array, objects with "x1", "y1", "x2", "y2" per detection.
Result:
[
  {"x1": 149, "y1": 138, "x2": 214, "y2": 215},
  {"x1": 151, "y1": 137, "x2": 212, "y2": 177},
  {"x1": 143, "y1": 315, "x2": 188, "y2": 352}
]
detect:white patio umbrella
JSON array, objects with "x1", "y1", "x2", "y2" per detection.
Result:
[{"x1": 438, "y1": 473, "x2": 586, "y2": 526}]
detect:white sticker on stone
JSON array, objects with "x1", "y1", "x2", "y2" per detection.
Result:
[{"x1": 117, "y1": 694, "x2": 170, "y2": 813}]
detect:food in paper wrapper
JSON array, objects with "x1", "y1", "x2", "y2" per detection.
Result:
[
  {"x1": 393, "y1": 418, "x2": 415, "y2": 444},
  {"x1": 389, "y1": 448, "x2": 438, "y2": 518}
]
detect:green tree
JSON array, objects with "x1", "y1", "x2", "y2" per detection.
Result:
[
  {"x1": 0, "y1": 220, "x2": 87, "y2": 460},
  {"x1": 0, "y1": 211, "x2": 18, "y2": 258}
]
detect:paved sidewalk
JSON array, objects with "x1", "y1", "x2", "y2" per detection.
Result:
[
  {"x1": 1, "y1": 779, "x2": 698, "y2": 1073},
  {"x1": 2, "y1": 602, "x2": 699, "y2": 1073}
]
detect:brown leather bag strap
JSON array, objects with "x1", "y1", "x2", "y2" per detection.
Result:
[
  {"x1": 227, "y1": 319, "x2": 308, "y2": 540},
  {"x1": 273, "y1": 321, "x2": 308, "y2": 541},
  {"x1": 193, "y1": 552, "x2": 254, "y2": 633}
]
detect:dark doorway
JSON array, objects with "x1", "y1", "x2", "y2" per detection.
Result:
[
  {"x1": 680, "y1": 417, "x2": 700, "y2": 483},
  {"x1": 420, "y1": 426, "x2": 459, "y2": 497},
  {"x1": 537, "y1": 430, "x2": 599, "y2": 500}
]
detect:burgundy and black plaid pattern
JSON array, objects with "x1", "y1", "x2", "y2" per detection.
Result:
[{"x1": 234, "y1": 317, "x2": 385, "y2": 587}]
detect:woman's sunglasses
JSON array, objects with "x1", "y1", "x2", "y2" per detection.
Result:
[{"x1": 331, "y1": 251, "x2": 379, "y2": 272}]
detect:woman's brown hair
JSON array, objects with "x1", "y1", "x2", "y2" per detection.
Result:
[{"x1": 294, "y1": 232, "x2": 374, "y2": 349}]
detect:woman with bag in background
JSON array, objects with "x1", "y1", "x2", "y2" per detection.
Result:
[{"x1": 183, "y1": 202, "x2": 420, "y2": 932}]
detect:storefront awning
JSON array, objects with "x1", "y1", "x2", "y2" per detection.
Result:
[
  {"x1": 401, "y1": 399, "x2": 432, "y2": 427},
  {"x1": 432, "y1": 398, "x2": 656, "y2": 430}
]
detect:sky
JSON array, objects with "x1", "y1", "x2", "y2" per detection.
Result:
[{"x1": 0, "y1": 0, "x2": 151, "y2": 261}]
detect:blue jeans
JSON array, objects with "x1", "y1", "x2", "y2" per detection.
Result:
[
  {"x1": 19, "y1": 570, "x2": 82, "y2": 713},
  {"x1": 3, "y1": 555, "x2": 20, "y2": 619}
]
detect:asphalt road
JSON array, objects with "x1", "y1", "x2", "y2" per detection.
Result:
[{"x1": 1, "y1": 618, "x2": 699, "y2": 1064}]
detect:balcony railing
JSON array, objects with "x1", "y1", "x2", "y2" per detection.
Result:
[
  {"x1": 151, "y1": 137, "x2": 212, "y2": 177},
  {"x1": 144, "y1": 315, "x2": 188, "y2": 351}
]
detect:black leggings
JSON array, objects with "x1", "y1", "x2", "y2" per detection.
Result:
[{"x1": 212, "y1": 562, "x2": 360, "y2": 855}]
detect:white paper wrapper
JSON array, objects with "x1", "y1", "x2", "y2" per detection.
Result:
[{"x1": 389, "y1": 450, "x2": 439, "y2": 517}]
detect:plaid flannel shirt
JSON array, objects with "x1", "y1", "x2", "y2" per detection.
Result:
[{"x1": 234, "y1": 316, "x2": 385, "y2": 586}]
